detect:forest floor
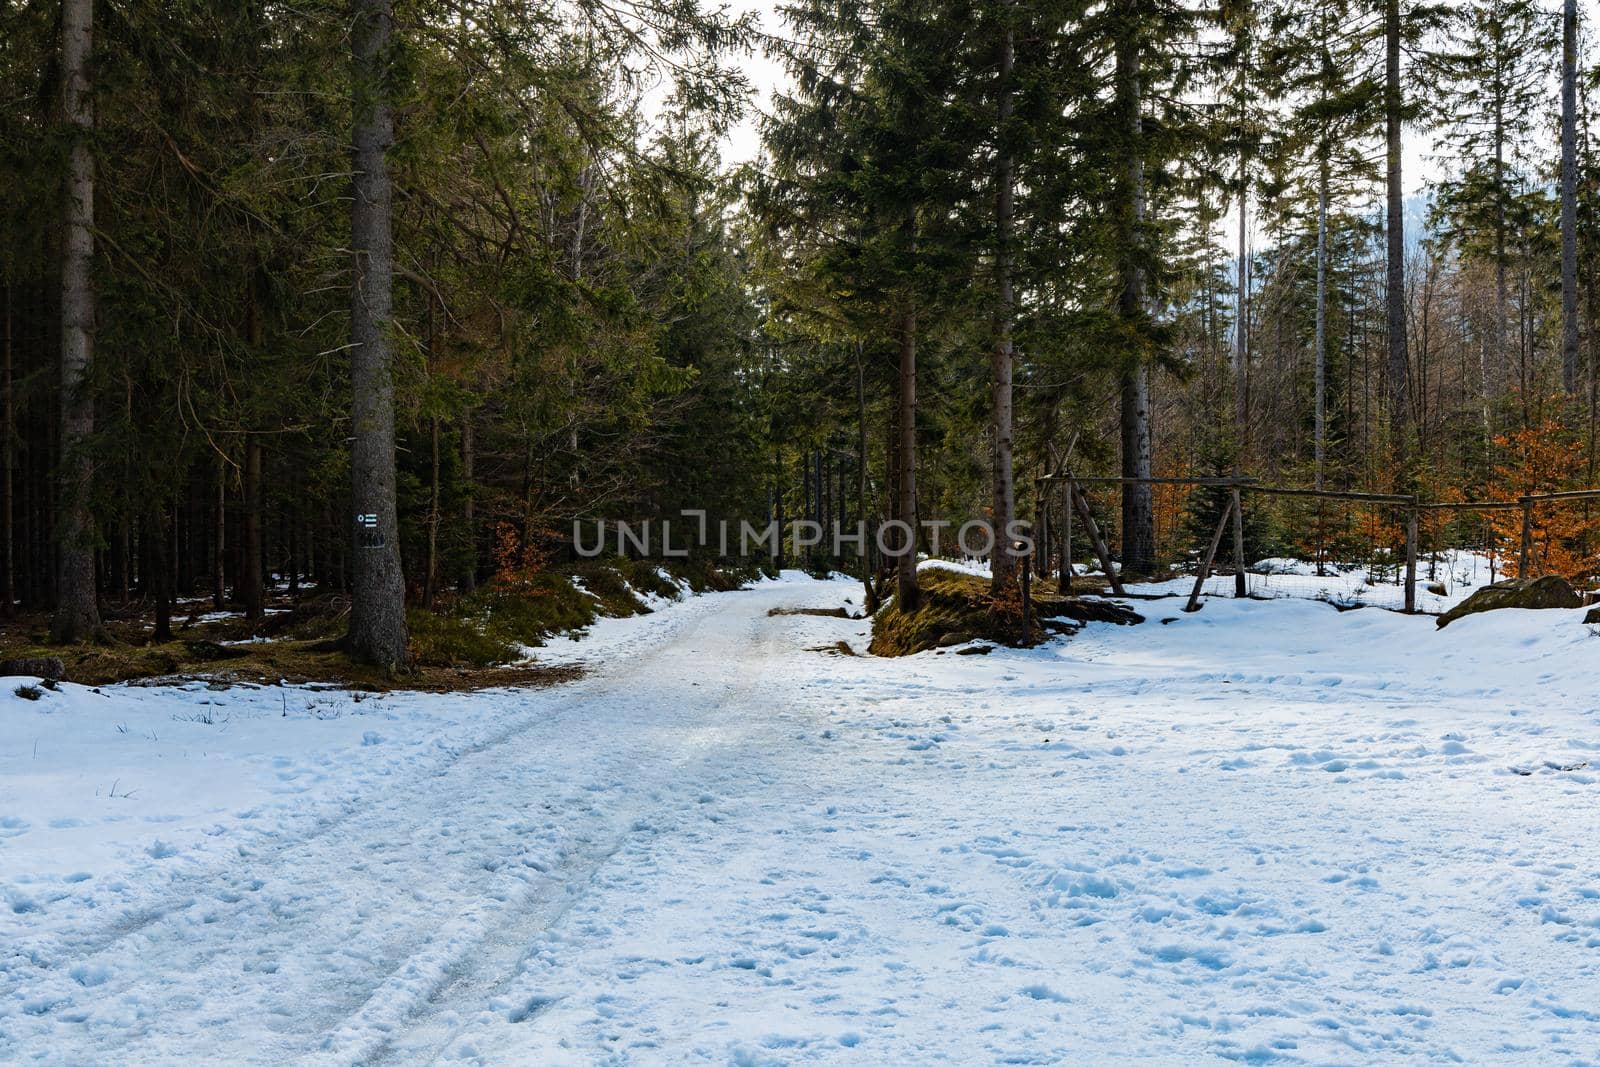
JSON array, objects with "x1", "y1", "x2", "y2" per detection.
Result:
[{"x1": 4, "y1": 571, "x2": 1600, "y2": 1064}]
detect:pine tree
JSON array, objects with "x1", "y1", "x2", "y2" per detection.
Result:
[
  {"x1": 1266, "y1": 0, "x2": 1383, "y2": 488},
  {"x1": 1426, "y1": 0, "x2": 1552, "y2": 432}
]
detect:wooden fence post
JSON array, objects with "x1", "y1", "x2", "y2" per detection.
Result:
[
  {"x1": 1404, "y1": 505, "x2": 1418, "y2": 614},
  {"x1": 1034, "y1": 478, "x2": 1048, "y2": 579},
  {"x1": 1230, "y1": 485, "x2": 1247, "y2": 598},
  {"x1": 1070, "y1": 482, "x2": 1126, "y2": 596},
  {"x1": 1186, "y1": 494, "x2": 1237, "y2": 612}
]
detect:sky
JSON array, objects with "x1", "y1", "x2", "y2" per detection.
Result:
[{"x1": 711, "y1": 0, "x2": 1596, "y2": 234}]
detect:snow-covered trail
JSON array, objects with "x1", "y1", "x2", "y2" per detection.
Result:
[
  {"x1": 5, "y1": 575, "x2": 1600, "y2": 1064},
  {"x1": 3, "y1": 579, "x2": 837, "y2": 1064}
]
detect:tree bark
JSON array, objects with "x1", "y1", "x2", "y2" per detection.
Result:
[
  {"x1": 1314, "y1": 151, "x2": 1328, "y2": 490},
  {"x1": 147, "y1": 503, "x2": 172, "y2": 642},
  {"x1": 212, "y1": 456, "x2": 227, "y2": 608},
  {"x1": 1493, "y1": 90, "x2": 1507, "y2": 418},
  {"x1": 461, "y1": 411, "x2": 476, "y2": 592},
  {"x1": 424, "y1": 416, "x2": 440, "y2": 607},
  {"x1": 51, "y1": 0, "x2": 103, "y2": 644},
  {"x1": 348, "y1": 0, "x2": 408, "y2": 668},
  {"x1": 1234, "y1": 33, "x2": 1250, "y2": 467},
  {"x1": 895, "y1": 293, "x2": 920, "y2": 612},
  {"x1": 855, "y1": 342, "x2": 876, "y2": 610},
  {"x1": 2, "y1": 283, "x2": 13, "y2": 618},
  {"x1": 990, "y1": 2, "x2": 1018, "y2": 597},
  {"x1": 1116, "y1": 22, "x2": 1155, "y2": 574},
  {"x1": 1561, "y1": 0, "x2": 1580, "y2": 395},
  {"x1": 242, "y1": 435, "x2": 264, "y2": 620},
  {"x1": 1384, "y1": 0, "x2": 1412, "y2": 465}
]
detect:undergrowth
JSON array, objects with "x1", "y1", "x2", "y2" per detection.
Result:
[{"x1": 0, "y1": 556, "x2": 763, "y2": 684}]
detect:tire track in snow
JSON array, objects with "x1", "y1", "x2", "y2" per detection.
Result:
[
  {"x1": 352, "y1": 601, "x2": 795, "y2": 1066},
  {"x1": 1, "y1": 583, "x2": 816, "y2": 1064}
]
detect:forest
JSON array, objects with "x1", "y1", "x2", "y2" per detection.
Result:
[{"x1": 1, "y1": 0, "x2": 1596, "y2": 667}]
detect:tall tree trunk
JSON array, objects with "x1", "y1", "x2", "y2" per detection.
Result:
[
  {"x1": 424, "y1": 416, "x2": 440, "y2": 607},
  {"x1": 2, "y1": 283, "x2": 13, "y2": 618},
  {"x1": 348, "y1": 0, "x2": 408, "y2": 667},
  {"x1": 461, "y1": 411, "x2": 476, "y2": 592},
  {"x1": 1116, "y1": 24, "x2": 1155, "y2": 574},
  {"x1": 896, "y1": 296, "x2": 920, "y2": 612},
  {"x1": 242, "y1": 435, "x2": 264, "y2": 620},
  {"x1": 147, "y1": 503, "x2": 172, "y2": 642},
  {"x1": 1384, "y1": 0, "x2": 1412, "y2": 467},
  {"x1": 212, "y1": 456, "x2": 227, "y2": 608},
  {"x1": 802, "y1": 449, "x2": 812, "y2": 563},
  {"x1": 1562, "y1": 0, "x2": 1580, "y2": 396},
  {"x1": 990, "y1": 2, "x2": 1018, "y2": 598},
  {"x1": 855, "y1": 343, "x2": 875, "y2": 610},
  {"x1": 52, "y1": 0, "x2": 102, "y2": 644},
  {"x1": 1314, "y1": 150, "x2": 1329, "y2": 490},
  {"x1": 1492, "y1": 94, "x2": 1507, "y2": 428},
  {"x1": 1234, "y1": 41, "x2": 1250, "y2": 467}
]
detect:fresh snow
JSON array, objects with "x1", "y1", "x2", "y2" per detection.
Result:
[{"x1": 4, "y1": 571, "x2": 1600, "y2": 1064}]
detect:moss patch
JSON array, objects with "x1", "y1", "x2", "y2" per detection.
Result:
[
  {"x1": 0, "y1": 623, "x2": 573, "y2": 691},
  {"x1": 406, "y1": 609, "x2": 521, "y2": 668},
  {"x1": 0, "y1": 559, "x2": 760, "y2": 688},
  {"x1": 869, "y1": 570, "x2": 997, "y2": 656}
]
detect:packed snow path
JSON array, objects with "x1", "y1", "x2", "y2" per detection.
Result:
[{"x1": 4, "y1": 574, "x2": 1600, "y2": 1064}]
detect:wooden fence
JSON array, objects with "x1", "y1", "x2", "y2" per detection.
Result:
[{"x1": 1034, "y1": 474, "x2": 1600, "y2": 615}]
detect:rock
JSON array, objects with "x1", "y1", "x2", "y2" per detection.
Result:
[
  {"x1": 0, "y1": 657, "x2": 66, "y2": 681},
  {"x1": 936, "y1": 631, "x2": 977, "y2": 648},
  {"x1": 954, "y1": 644, "x2": 993, "y2": 656},
  {"x1": 1583, "y1": 605, "x2": 1600, "y2": 625},
  {"x1": 1436, "y1": 576, "x2": 1582, "y2": 628}
]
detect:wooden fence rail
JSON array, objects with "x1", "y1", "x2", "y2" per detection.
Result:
[{"x1": 1032, "y1": 474, "x2": 1600, "y2": 615}]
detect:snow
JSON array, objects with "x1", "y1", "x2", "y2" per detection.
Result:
[
  {"x1": 1128, "y1": 549, "x2": 1505, "y2": 612},
  {"x1": 4, "y1": 571, "x2": 1600, "y2": 1063}
]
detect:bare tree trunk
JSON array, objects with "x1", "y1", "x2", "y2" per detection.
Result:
[
  {"x1": 147, "y1": 503, "x2": 172, "y2": 642},
  {"x1": 1235, "y1": 101, "x2": 1249, "y2": 465},
  {"x1": 348, "y1": 0, "x2": 408, "y2": 667},
  {"x1": 990, "y1": 3, "x2": 1018, "y2": 598},
  {"x1": 1314, "y1": 151, "x2": 1328, "y2": 490},
  {"x1": 424, "y1": 416, "x2": 440, "y2": 607},
  {"x1": 1384, "y1": 0, "x2": 1412, "y2": 467},
  {"x1": 1116, "y1": 24, "x2": 1155, "y2": 574},
  {"x1": 2, "y1": 283, "x2": 13, "y2": 618},
  {"x1": 896, "y1": 296, "x2": 920, "y2": 612},
  {"x1": 212, "y1": 456, "x2": 226, "y2": 609},
  {"x1": 1562, "y1": 0, "x2": 1580, "y2": 396},
  {"x1": 855, "y1": 343, "x2": 876, "y2": 610},
  {"x1": 1493, "y1": 95, "x2": 1508, "y2": 417},
  {"x1": 51, "y1": 0, "x2": 103, "y2": 643},
  {"x1": 242, "y1": 435, "x2": 263, "y2": 620},
  {"x1": 460, "y1": 411, "x2": 475, "y2": 592}
]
